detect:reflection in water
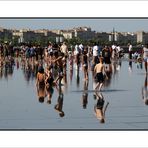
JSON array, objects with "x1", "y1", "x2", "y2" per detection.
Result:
[
  {"x1": 1, "y1": 42, "x2": 148, "y2": 129},
  {"x1": 36, "y1": 65, "x2": 46, "y2": 103},
  {"x1": 54, "y1": 82, "x2": 65, "y2": 117},
  {"x1": 75, "y1": 64, "x2": 80, "y2": 88},
  {"x1": 104, "y1": 63, "x2": 112, "y2": 88},
  {"x1": 16, "y1": 58, "x2": 19, "y2": 69},
  {"x1": 128, "y1": 61, "x2": 132, "y2": 73},
  {"x1": 21, "y1": 58, "x2": 40, "y2": 84},
  {"x1": 142, "y1": 74, "x2": 148, "y2": 105},
  {"x1": 69, "y1": 52, "x2": 73, "y2": 84},
  {"x1": 69, "y1": 65, "x2": 73, "y2": 85},
  {"x1": 37, "y1": 84, "x2": 46, "y2": 103},
  {"x1": 0, "y1": 56, "x2": 15, "y2": 80},
  {"x1": 94, "y1": 91, "x2": 109, "y2": 123},
  {"x1": 111, "y1": 60, "x2": 120, "y2": 82},
  {"x1": 81, "y1": 80, "x2": 88, "y2": 109},
  {"x1": 45, "y1": 71, "x2": 54, "y2": 104},
  {"x1": 136, "y1": 61, "x2": 143, "y2": 69},
  {"x1": 116, "y1": 59, "x2": 122, "y2": 71},
  {"x1": 46, "y1": 87, "x2": 54, "y2": 104},
  {"x1": 61, "y1": 72, "x2": 68, "y2": 93}
]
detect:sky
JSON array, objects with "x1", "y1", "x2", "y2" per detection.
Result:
[{"x1": 0, "y1": 18, "x2": 148, "y2": 33}]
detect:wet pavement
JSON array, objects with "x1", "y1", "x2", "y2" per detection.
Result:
[{"x1": 0, "y1": 56, "x2": 148, "y2": 130}]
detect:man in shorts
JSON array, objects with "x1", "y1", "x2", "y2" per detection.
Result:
[{"x1": 94, "y1": 57, "x2": 107, "y2": 91}]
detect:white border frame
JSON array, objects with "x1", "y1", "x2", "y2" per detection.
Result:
[
  {"x1": 0, "y1": 131, "x2": 148, "y2": 147},
  {"x1": 0, "y1": 1, "x2": 148, "y2": 147},
  {"x1": 0, "y1": 1, "x2": 147, "y2": 17}
]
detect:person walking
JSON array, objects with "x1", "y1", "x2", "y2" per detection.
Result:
[
  {"x1": 128, "y1": 43, "x2": 133, "y2": 60},
  {"x1": 142, "y1": 43, "x2": 148, "y2": 73},
  {"x1": 94, "y1": 57, "x2": 107, "y2": 91},
  {"x1": 82, "y1": 48, "x2": 89, "y2": 80},
  {"x1": 60, "y1": 42, "x2": 68, "y2": 57},
  {"x1": 142, "y1": 74, "x2": 148, "y2": 105}
]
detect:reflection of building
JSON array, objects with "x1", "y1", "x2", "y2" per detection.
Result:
[{"x1": 137, "y1": 31, "x2": 148, "y2": 44}]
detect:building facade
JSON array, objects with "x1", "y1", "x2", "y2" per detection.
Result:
[
  {"x1": 73, "y1": 27, "x2": 96, "y2": 40},
  {"x1": 0, "y1": 27, "x2": 12, "y2": 42},
  {"x1": 2, "y1": 26, "x2": 148, "y2": 45},
  {"x1": 137, "y1": 31, "x2": 148, "y2": 44}
]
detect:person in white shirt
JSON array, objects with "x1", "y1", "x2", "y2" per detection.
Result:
[
  {"x1": 74, "y1": 44, "x2": 80, "y2": 56},
  {"x1": 111, "y1": 44, "x2": 117, "y2": 59},
  {"x1": 112, "y1": 44, "x2": 116, "y2": 50},
  {"x1": 128, "y1": 43, "x2": 133, "y2": 60},
  {"x1": 74, "y1": 44, "x2": 80, "y2": 65},
  {"x1": 92, "y1": 43, "x2": 99, "y2": 65},
  {"x1": 116, "y1": 45, "x2": 121, "y2": 58},
  {"x1": 79, "y1": 43, "x2": 84, "y2": 53}
]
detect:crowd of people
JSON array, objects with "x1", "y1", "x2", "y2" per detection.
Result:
[{"x1": 0, "y1": 41, "x2": 148, "y2": 123}]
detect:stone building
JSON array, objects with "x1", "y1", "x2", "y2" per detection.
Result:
[
  {"x1": 137, "y1": 31, "x2": 148, "y2": 44},
  {"x1": 61, "y1": 30, "x2": 74, "y2": 39},
  {"x1": 73, "y1": 27, "x2": 96, "y2": 40}
]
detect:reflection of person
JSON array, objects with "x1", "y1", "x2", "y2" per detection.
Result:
[
  {"x1": 69, "y1": 54, "x2": 73, "y2": 84},
  {"x1": 142, "y1": 74, "x2": 148, "y2": 105},
  {"x1": 104, "y1": 61, "x2": 112, "y2": 88},
  {"x1": 81, "y1": 80, "x2": 88, "y2": 109},
  {"x1": 54, "y1": 80, "x2": 65, "y2": 117},
  {"x1": 36, "y1": 65, "x2": 46, "y2": 103},
  {"x1": 45, "y1": 67, "x2": 56, "y2": 104},
  {"x1": 54, "y1": 92, "x2": 64, "y2": 117},
  {"x1": 75, "y1": 64, "x2": 80, "y2": 88},
  {"x1": 128, "y1": 61, "x2": 132, "y2": 73},
  {"x1": 46, "y1": 85, "x2": 54, "y2": 104},
  {"x1": 94, "y1": 92, "x2": 109, "y2": 123},
  {"x1": 36, "y1": 65, "x2": 45, "y2": 87},
  {"x1": 36, "y1": 84, "x2": 46, "y2": 103}
]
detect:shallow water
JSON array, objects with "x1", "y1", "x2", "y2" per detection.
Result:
[{"x1": 0, "y1": 57, "x2": 148, "y2": 130}]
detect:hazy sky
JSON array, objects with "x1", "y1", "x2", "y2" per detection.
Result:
[{"x1": 0, "y1": 18, "x2": 148, "y2": 32}]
